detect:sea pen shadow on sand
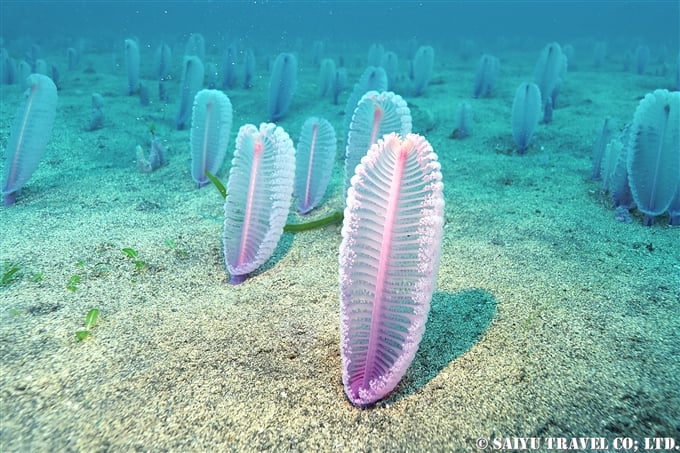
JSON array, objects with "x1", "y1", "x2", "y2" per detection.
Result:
[{"x1": 385, "y1": 289, "x2": 497, "y2": 404}]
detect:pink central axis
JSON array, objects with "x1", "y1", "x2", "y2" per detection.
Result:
[
  {"x1": 238, "y1": 140, "x2": 264, "y2": 266},
  {"x1": 361, "y1": 139, "x2": 409, "y2": 391},
  {"x1": 369, "y1": 104, "x2": 383, "y2": 146}
]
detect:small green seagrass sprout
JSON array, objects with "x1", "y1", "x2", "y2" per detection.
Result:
[
  {"x1": 1, "y1": 261, "x2": 21, "y2": 287},
  {"x1": 66, "y1": 274, "x2": 81, "y2": 292},
  {"x1": 28, "y1": 271, "x2": 44, "y2": 283},
  {"x1": 122, "y1": 248, "x2": 148, "y2": 273},
  {"x1": 165, "y1": 239, "x2": 189, "y2": 259},
  {"x1": 204, "y1": 171, "x2": 343, "y2": 232},
  {"x1": 148, "y1": 122, "x2": 156, "y2": 137},
  {"x1": 75, "y1": 308, "x2": 100, "y2": 341},
  {"x1": 121, "y1": 247, "x2": 138, "y2": 259}
]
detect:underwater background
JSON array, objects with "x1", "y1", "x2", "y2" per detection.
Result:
[{"x1": 1, "y1": 1, "x2": 679, "y2": 451}]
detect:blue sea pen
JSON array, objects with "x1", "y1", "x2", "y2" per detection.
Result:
[
  {"x1": 367, "y1": 43, "x2": 384, "y2": 67},
  {"x1": 86, "y1": 93, "x2": 105, "y2": 131},
  {"x1": 411, "y1": 45, "x2": 434, "y2": 96},
  {"x1": 591, "y1": 117, "x2": 617, "y2": 180},
  {"x1": 0, "y1": 49, "x2": 14, "y2": 84},
  {"x1": 267, "y1": 52, "x2": 297, "y2": 121},
  {"x1": 634, "y1": 45, "x2": 650, "y2": 75},
  {"x1": 242, "y1": 49, "x2": 255, "y2": 89},
  {"x1": 67, "y1": 47, "x2": 78, "y2": 71},
  {"x1": 176, "y1": 56, "x2": 204, "y2": 130},
  {"x1": 319, "y1": 58, "x2": 336, "y2": 98},
  {"x1": 626, "y1": 89, "x2": 680, "y2": 225},
  {"x1": 473, "y1": 54, "x2": 500, "y2": 98},
  {"x1": 604, "y1": 138, "x2": 634, "y2": 213},
  {"x1": 311, "y1": 40, "x2": 324, "y2": 67},
  {"x1": 222, "y1": 42, "x2": 239, "y2": 89},
  {"x1": 155, "y1": 42, "x2": 171, "y2": 81},
  {"x1": 124, "y1": 38, "x2": 140, "y2": 95},
  {"x1": 333, "y1": 67, "x2": 347, "y2": 105},
  {"x1": 451, "y1": 101, "x2": 473, "y2": 139},
  {"x1": 184, "y1": 32, "x2": 205, "y2": 62},
  {"x1": 381, "y1": 51, "x2": 398, "y2": 90},
  {"x1": 511, "y1": 82, "x2": 541, "y2": 154},
  {"x1": 533, "y1": 42, "x2": 566, "y2": 123},
  {"x1": 593, "y1": 42, "x2": 606, "y2": 68}
]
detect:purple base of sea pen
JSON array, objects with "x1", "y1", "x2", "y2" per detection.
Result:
[
  {"x1": 229, "y1": 274, "x2": 247, "y2": 285},
  {"x1": 3, "y1": 191, "x2": 17, "y2": 206}
]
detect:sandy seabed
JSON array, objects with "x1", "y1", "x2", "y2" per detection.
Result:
[{"x1": 1, "y1": 44, "x2": 679, "y2": 452}]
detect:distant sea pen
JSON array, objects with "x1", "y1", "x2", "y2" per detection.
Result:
[
  {"x1": 411, "y1": 45, "x2": 434, "y2": 96},
  {"x1": 243, "y1": 49, "x2": 255, "y2": 89},
  {"x1": 222, "y1": 42, "x2": 239, "y2": 89},
  {"x1": 533, "y1": 42, "x2": 566, "y2": 123},
  {"x1": 319, "y1": 58, "x2": 336, "y2": 98},
  {"x1": 86, "y1": 93, "x2": 105, "y2": 131},
  {"x1": 333, "y1": 67, "x2": 348, "y2": 105},
  {"x1": 381, "y1": 51, "x2": 398, "y2": 90},
  {"x1": 511, "y1": 82, "x2": 541, "y2": 154},
  {"x1": 268, "y1": 53, "x2": 298, "y2": 121},
  {"x1": 591, "y1": 117, "x2": 617, "y2": 180},
  {"x1": 634, "y1": 45, "x2": 650, "y2": 75},
  {"x1": 472, "y1": 54, "x2": 500, "y2": 98},
  {"x1": 450, "y1": 101, "x2": 473, "y2": 139},
  {"x1": 124, "y1": 38, "x2": 140, "y2": 95},
  {"x1": 176, "y1": 56, "x2": 204, "y2": 130},
  {"x1": 185, "y1": 32, "x2": 205, "y2": 62}
]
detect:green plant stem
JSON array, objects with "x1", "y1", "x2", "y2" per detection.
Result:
[
  {"x1": 205, "y1": 170, "x2": 227, "y2": 198},
  {"x1": 284, "y1": 210, "x2": 343, "y2": 232},
  {"x1": 205, "y1": 172, "x2": 343, "y2": 232}
]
